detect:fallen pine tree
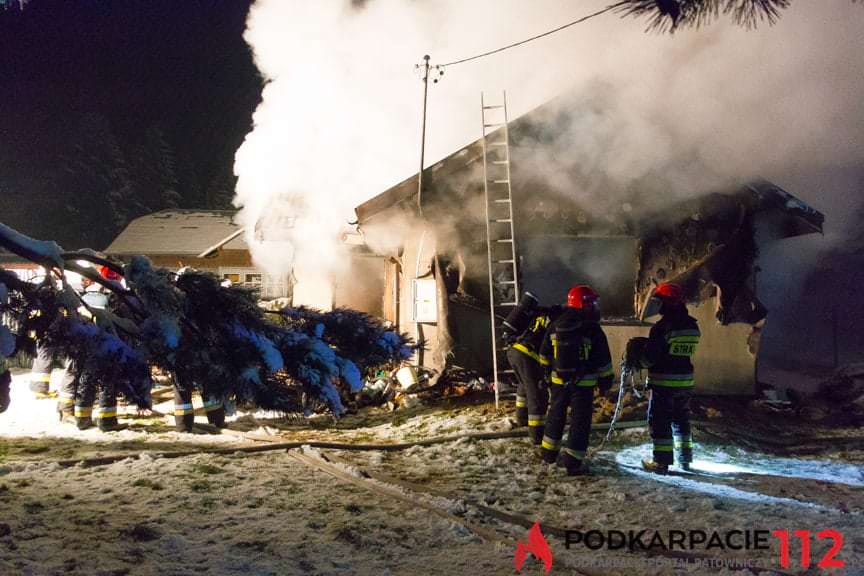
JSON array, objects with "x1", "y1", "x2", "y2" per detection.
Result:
[{"x1": 0, "y1": 222, "x2": 416, "y2": 417}]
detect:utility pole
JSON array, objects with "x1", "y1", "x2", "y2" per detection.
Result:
[
  {"x1": 413, "y1": 55, "x2": 443, "y2": 367},
  {"x1": 417, "y1": 55, "x2": 430, "y2": 214},
  {"x1": 415, "y1": 55, "x2": 443, "y2": 213}
]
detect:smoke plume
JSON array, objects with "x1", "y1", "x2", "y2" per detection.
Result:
[{"x1": 234, "y1": 0, "x2": 864, "y2": 297}]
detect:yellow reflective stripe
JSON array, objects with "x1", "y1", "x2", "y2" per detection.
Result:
[
  {"x1": 598, "y1": 363, "x2": 613, "y2": 377},
  {"x1": 203, "y1": 399, "x2": 222, "y2": 411},
  {"x1": 512, "y1": 343, "x2": 544, "y2": 364},
  {"x1": 174, "y1": 402, "x2": 194, "y2": 415},
  {"x1": 649, "y1": 379, "x2": 694, "y2": 387},
  {"x1": 74, "y1": 406, "x2": 93, "y2": 417},
  {"x1": 562, "y1": 447, "x2": 585, "y2": 459},
  {"x1": 528, "y1": 416, "x2": 545, "y2": 426},
  {"x1": 541, "y1": 436, "x2": 561, "y2": 450},
  {"x1": 515, "y1": 399, "x2": 526, "y2": 408},
  {"x1": 58, "y1": 398, "x2": 75, "y2": 406},
  {"x1": 531, "y1": 316, "x2": 549, "y2": 331},
  {"x1": 95, "y1": 408, "x2": 117, "y2": 419},
  {"x1": 649, "y1": 373, "x2": 694, "y2": 387},
  {"x1": 550, "y1": 371, "x2": 598, "y2": 386},
  {"x1": 654, "y1": 445, "x2": 674, "y2": 452}
]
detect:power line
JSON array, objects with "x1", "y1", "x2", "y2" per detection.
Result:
[{"x1": 440, "y1": 2, "x2": 625, "y2": 68}]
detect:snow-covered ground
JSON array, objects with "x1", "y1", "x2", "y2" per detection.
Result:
[{"x1": 1, "y1": 374, "x2": 862, "y2": 575}]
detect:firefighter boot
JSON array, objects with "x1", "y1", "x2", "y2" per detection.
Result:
[
  {"x1": 98, "y1": 420, "x2": 128, "y2": 432},
  {"x1": 203, "y1": 396, "x2": 227, "y2": 429},
  {"x1": 528, "y1": 425, "x2": 545, "y2": 446},
  {"x1": 74, "y1": 403, "x2": 94, "y2": 430},
  {"x1": 539, "y1": 446, "x2": 558, "y2": 465},
  {"x1": 559, "y1": 452, "x2": 590, "y2": 476},
  {"x1": 57, "y1": 406, "x2": 75, "y2": 424},
  {"x1": 0, "y1": 371, "x2": 10, "y2": 413},
  {"x1": 641, "y1": 459, "x2": 669, "y2": 475}
]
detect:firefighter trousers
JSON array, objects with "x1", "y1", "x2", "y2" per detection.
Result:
[
  {"x1": 506, "y1": 348, "x2": 547, "y2": 443},
  {"x1": 540, "y1": 383, "x2": 594, "y2": 465},
  {"x1": 648, "y1": 387, "x2": 693, "y2": 466},
  {"x1": 60, "y1": 370, "x2": 118, "y2": 430},
  {"x1": 173, "y1": 369, "x2": 226, "y2": 432},
  {"x1": 0, "y1": 370, "x2": 11, "y2": 413},
  {"x1": 29, "y1": 344, "x2": 55, "y2": 396}
]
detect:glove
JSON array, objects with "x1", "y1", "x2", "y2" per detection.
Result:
[
  {"x1": 625, "y1": 337, "x2": 648, "y2": 369},
  {"x1": 0, "y1": 371, "x2": 10, "y2": 414}
]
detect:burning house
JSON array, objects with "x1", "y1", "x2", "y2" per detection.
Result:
[{"x1": 355, "y1": 97, "x2": 824, "y2": 396}]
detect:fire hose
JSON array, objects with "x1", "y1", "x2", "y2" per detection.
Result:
[{"x1": 594, "y1": 358, "x2": 646, "y2": 453}]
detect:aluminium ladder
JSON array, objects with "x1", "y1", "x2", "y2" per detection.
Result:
[{"x1": 481, "y1": 91, "x2": 520, "y2": 410}]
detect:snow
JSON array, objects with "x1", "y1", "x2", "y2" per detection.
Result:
[
  {"x1": 232, "y1": 323, "x2": 283, "y2": 372},
  {"x1": 1, "y1": 388, "x2": 862, "y2": 574},
  {"x1": 0, "y1": 223, "x2": 65, "y2": 269}
]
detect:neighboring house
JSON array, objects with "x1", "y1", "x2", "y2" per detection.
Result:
[
  {"x1": 106, "y1": 210, "x2": 386, "y2": 313},
  {"x1": 106, "y1": 210, "x2": 291, "y2": 299},
  {"x1": 0, "y1": 248, "x2": 41, "y2": 281},
  {"x1": 354, "y1": 99, "x2": 824, "y2": 396}
]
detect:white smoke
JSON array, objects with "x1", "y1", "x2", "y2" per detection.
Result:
[{"x1": 234, "y1": 0, "x2": 864, "y2": 289}]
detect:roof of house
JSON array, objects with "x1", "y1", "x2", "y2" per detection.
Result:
[
  {"x1": 354, "y1": 94, "x2": 824, "y2": 239},
  {"x1": 105, "y1": 210, "x2": 248, "y2": 256}
]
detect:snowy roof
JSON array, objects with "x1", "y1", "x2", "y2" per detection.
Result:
[{"x1": 106, "y1": 210, "x2": 248, "y2": 256}]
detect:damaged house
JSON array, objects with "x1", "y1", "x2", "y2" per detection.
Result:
[{"x1": 354, "y1": 96, "x2": 824, "y2": 396}]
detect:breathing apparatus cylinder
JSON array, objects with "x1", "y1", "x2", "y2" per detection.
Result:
[{"x1": 502, "y1": 291, "x2": 539, "y2": 338}]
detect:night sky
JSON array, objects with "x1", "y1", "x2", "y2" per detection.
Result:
[{"x1": 0, "y1": 0, "x2": 261, "y2": 249}]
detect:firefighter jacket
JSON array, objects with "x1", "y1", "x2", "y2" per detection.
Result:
[
  {"x1": 510, "y1": 315, "x2": 548, "y2": 365},
  {"x1": 539, "y1": 308, "x2": 613, "y2": 388},
  {"x1": 641, "y1": 309, "x2": 701, "y2": 388},
  {"x1": 510, "y1": 307, "x2": 562, "y2": 366}
]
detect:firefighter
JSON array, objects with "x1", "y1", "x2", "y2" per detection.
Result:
[
  {"x1": 28, "y1": 343, "x2": 55, "y2": 398},
  {"x1": 0, "y1": 350, "x2": 11, "y2": 414},
  {"x1": 59, "y1": 276, "x2": 125, "y2": 431},
  {"x1": 628, "y1": 282, "x2": 700, "y2": 473},
  {"x1": 503, "y1": 293, "x2": 561, "y2": 445},
  {"x1": 173, "y1": 367, "x2": 226, "y2": 433},
  {"x1": 538, "y1": 285, "x2": 613, "y2": 475}
]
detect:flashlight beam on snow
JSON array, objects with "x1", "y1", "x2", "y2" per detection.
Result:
[
  {"x1": 611, "y1": 443, "x2": 864, "y2": 510},
  {"x1": 615, "y1": 443, "x2": 864, "y2": 487}
]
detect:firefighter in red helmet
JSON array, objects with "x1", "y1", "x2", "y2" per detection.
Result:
[
  {"x1": 538, "y1": 285, "x2": 613, "y2": 475},
  {"x1": 627, "y1": 282, "x2": 701, "y2": 473}
]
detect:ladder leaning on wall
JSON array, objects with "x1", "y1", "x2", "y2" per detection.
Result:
[{"x1": 481, "y1": 91, "x2": 520, "y2": 410}]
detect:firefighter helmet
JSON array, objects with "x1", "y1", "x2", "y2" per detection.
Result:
[
  {"x1": 654, "y1": 282, "x2": 684, "y2": 305},
  {"x1": 566, "y1": 285, "x2": 599, "y2": 309},
  {"x1": 99, "y1": 265, "x2": 123, "y2": 282}
]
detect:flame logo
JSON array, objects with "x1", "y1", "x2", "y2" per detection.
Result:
[{"x1": 514, "y1": 522, "x2": 553, "y2": 574}]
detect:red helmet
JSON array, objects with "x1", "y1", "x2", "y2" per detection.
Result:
[
  {"x1": 654, "y1": 282, "x2": 684, "y2": 305},
  {"x1": 567, "y1": 285, "x2": 599, "y2": 309},
  {"x1": 99, "y1": 265, "x2": 123, "y2": 282}
]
